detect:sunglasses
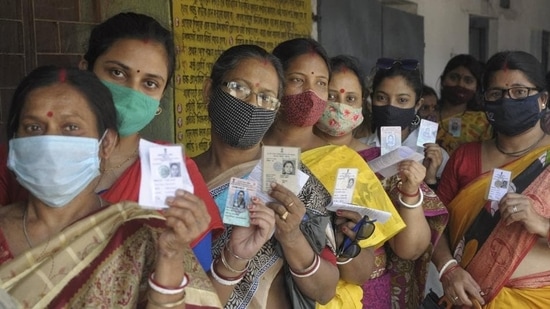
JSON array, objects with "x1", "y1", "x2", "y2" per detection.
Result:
[
  {"x1": 336, "y1": 215, "x2": 376, "y2": 259},
  {"x1": 376, "y1": 58, "x2": 419, "y2": 71}
]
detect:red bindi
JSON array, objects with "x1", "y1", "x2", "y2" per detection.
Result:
[
  {"x1": 339, "y1": 88, "x2": 345, "y2": 93},
  {"x1": 47, "y1": 111, "x2": 53, "y2": 117},
  {"x1": 255, "y1": 82, "x2": 259, "y2": 87},
  {"x1": 143, "y1": 38, "x2": 150, "y2": 44},
  {"x1": 341, "y1": 66, "x2": 348, "y2": 74},
  {"x1": 58, "y1": 69, "x2": 67, "y2": 83}
]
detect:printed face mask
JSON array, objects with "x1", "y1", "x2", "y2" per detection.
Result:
[
  {"x1": 8, "y1": 135, "x2": 103, "y2": 207},
  {"x1": 280, "y1": 90, "x2": 327, "y2": 127},
  {"x1": 371, "y1": 104, "x2": 416, "y2": 132},
  {"x1": 208, "y1": 87, "x2": 276, "y2": 148},
  {"x1": 102, "y1": 81, "x2": 160, "y2": 136},
  {"x1": 485, "y1": 94, "x2": 541, "y2": 136},
  {"x1": 316, "y1": 101, "x2": 364, "y2": 136},
  {"x1": 441, "y1": 85, "x2": 476, "y2": 105}
]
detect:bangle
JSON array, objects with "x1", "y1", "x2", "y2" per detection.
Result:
[
  {"x1": 210, "y1": 258, "x2": 245, "y2": 285},
  {"x1": 396, "y1": 181, "x2": 420, "y2": 197},
  {"x1": 289, "y1": 254, "x2": 321, "y2": 278},
  {"x1": 147, "y1": 292, "x2": 186, "y2": 308},
  {"x1": 336, "y1": 257, "x2": 354, "y2": 265},
  {"x1": 220, "y1": 247, "x2": 248, "y2": 273},
  {"x1": 441, "y1": 264, "x2": 459, "y2": 281},
  {"x1": 398, "y1": 188, "x2": 424, "y2": 209},
  {"x1": 148, "y1": 272, "x2": 188, "y2": 295},
  {"x1": 226, "y1": 242, "x2": 254, "y2": 261},
  {"x1": 438, "y1": 259, "x2": 458, "y2": 279}
]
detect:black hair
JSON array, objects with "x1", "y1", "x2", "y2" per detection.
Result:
[
  {"x1": 330, "y1": 55, "x2": 368, "y2": 99},
  {"x1": 483, "y1": 51, "x2": 547, "y2": 92},
  {"x1": 8, "y1": 66, "x2": 117, "y2": 139},
  {"x1": 83, "y1": 12, "x2": 176, "y2": 87},
  {"x1": 422, "y1": 85, "x2": 438, "y2": 99},
  {"x1": 371, "y1": 61, "x2": 424, "y2": 104},
  {"x1": 210, "y1": 44, "x2": 284, "y2": 98},
  {"x1": 272, "y1": 38, "x2": 331, "y2": 76}
]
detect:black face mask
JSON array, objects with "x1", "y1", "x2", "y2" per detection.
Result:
[
  {"x1": 484, "y1": 94, "x2": 541, "y2": 136},
  {"x1": 371, "y1": 105, "x2": 416, "y2": 133},
  {"x1": 208, "y1": 87, "x2": 276, "y2": 148}
]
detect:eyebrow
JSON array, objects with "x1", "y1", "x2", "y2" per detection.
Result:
[{"x1": 104, "y1": 60, "x2": 166, "y2": 83}]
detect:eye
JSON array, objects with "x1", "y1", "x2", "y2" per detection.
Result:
[
  {"x1": 110, "y1": 69, "x2": 126, "y2": 79},
  {"x1": 23, "y1": 123, "x2": 43, "y2": 135},
  {"x1": 316, "y1": 80, "x2": 328, "y2": 87},
  {"x1": 288, "y1": 77, "x2": 304, "y2": 85},
  {"x1": 346, "y1": 95, "x2": 358, "y2": 104},
  {"x1": 327, "y1": 92, "x2": 337, "y2": 101},
  {"x1": 463, "y1": 76, "x2": 476, "y2": 85},
  {"x1": 144, "y1": 80, "x2": 160, "y2": 90},
  {"x1": 374, "y1": 93, "x2": 388, "y2": 102},
  {"x1": 398, "y1": 97, "x2": 410, "y2": 104}
]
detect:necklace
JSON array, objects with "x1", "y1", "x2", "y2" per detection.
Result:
[
  {"x1": 495, "y1": 133, "x2": 546, "y2": 157},
  {"x1": 22, "y1": 208, "x2": 33, "y2": 248},
  {"x1": 101, "y1": 148, "x2": 138, "y2": 173}
]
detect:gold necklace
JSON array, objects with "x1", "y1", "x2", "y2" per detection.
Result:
[
  {"x1": 101, "y1": 148, "x2": 138, "y2": 173},
  {"x1": 22, "y1": 208, "x2": 33, "y2": 248}
]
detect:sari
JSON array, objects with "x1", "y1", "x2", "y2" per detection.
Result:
[
  {"x1": 207, "y1": 160, "x2": 336, "y2": 309},
  {"x1": 0, "y1": 202, "x2": 222, "y2": 309},
  {"x1": 444, "y1": 143, "x2": 550, "y2": 307},
  {"x1": 357, "y1": 147, "x2": 448, "y2": 309},
  {"x1": 301, "y1": 145, "x2": 407, "y2": 309},
  {"x1": 437, "y1": 111, "x2": 493, "y2": 155}
]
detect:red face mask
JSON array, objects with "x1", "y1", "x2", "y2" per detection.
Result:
[{"x1": 280, "y1": 90, "x2": 327, "y2": 127}]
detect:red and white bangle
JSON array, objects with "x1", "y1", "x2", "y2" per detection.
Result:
[
  {"x1": 289, "y1": 254, "x2": 321, "y2": 278},
  {"x1": 210, "y1": 258, "x2": 246, "y2": 285},
  {"x1": 398, "y1": 188, "x2": 424, "y2": 209},
  {"x1": 148, "y1": 272, "x2": 188, "y2": 295},
  {"x1": 336, "y1": 257, "x2": 354, "y2": 265},
  {"x1": 438, "y1": 259, "x2": 458, "y2": 280}
]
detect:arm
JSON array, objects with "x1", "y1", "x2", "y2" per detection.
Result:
[{"x1": 269, "y1": 183, "x2": 339, "y2": 304}]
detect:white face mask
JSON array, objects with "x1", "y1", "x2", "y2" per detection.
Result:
[{"x1": 7, "y1": 134, "x2": 104, "y2": 207}]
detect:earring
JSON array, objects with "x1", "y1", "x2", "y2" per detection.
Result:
[
  {"x1": 411, "y1": 114, "x2": 421, "y2": 126},
  {"x1": 155, "y1": 107, "x2": 163, "y2": 116}
]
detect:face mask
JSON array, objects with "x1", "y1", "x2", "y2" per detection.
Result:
[
  {"x1": 316, "y1": 101, "x2": 364, "y2": 136},
  {"x1": 102, "y1": 81, "x2": 160, "y2": 136},
  {"x1": 441, "y1": 85, "x2": 476, "y2": 105},
  {"x1": 281, "y1": 90, "x2": 327, "y2": 127},
  {"x1": 208, "y1": 87, "x2": 276, "y2": 149},
  {"x1": 7, "y1": 135, "x2": 103, "y2": 207},
  {"x1": 371, "y1": 105, "x2": 416, "y2": 132},
  {"x1": 485, "y1": 94, "x2": 541, "y2": 136}
]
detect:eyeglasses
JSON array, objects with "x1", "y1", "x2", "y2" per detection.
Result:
[
  {"x1": 222, "y1": 81, "x2": 280, "y2": 111},
  {"x1": 376, "y1": 58, "x2": 419, "y2": 71},
  {"x1": 336, "y1": 215, "x2": 376, "y2": 259},
  {"x1": 483, "y1": 87, "x2": 539, "y2": 102}
]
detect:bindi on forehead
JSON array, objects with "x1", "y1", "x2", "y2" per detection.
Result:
[
  {"x1": 46, "y1": 111, "x2": 53, "y2": 117},
  {"x1": 340, "y1": 88, "x2": 345, "y2": 93},
  {"x1": 255, "y1": 82, "x2": 259, "y2": 87},
  {"x1": 137, "y1": 69, "x2": 141, "y2": 73},
  {"x1": 142, "y1": 38, "x2": 150, "y2": 45}
]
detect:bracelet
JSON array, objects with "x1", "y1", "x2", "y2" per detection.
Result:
[
  {"x1": 441, "y1": 264, "x2": 459, "y2": 281},
  {"x1": 220, "y1": 247, "x2": 248, "y2": 273},
  {"x1": 396, "y1": 181, "x2": 420, "y2": 197},
  {"x1": 210, "y1": 259, "x2": 245, "y2": 285},
  {"x1": 148, "y1": 272, "x2": 188, "y2": 295},
  {"x1": 226, "y1": 242, "x2": 254, "y2": 261},
  {"x1": 147, "y1": 292, "x2": 186, "y2": 308},
  {"x1": 398, "y1": 188, "x2": 424, "y2": 209},
  {"x1": 336, "y1": 257, "x2": 354, "y2": 265},
  {"x1": 289, "y1": 254, "x2": 321, "y2": 278},
  {"x1": 438, "y1": 259, "x2": 458, "y2": 280}
]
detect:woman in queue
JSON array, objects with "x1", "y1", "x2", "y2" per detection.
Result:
[
  {"x1": 0, "y1": 66, "x2": 221, "y2": 308},
  {"x1": 263, "y1": 39, "x2": 405, "y2": 309},
  {"x1": 433, "y1": 51, "x2": 550, "y2": 308},
  {"x1": 314, "y1": 55, "x2": 447, "y2": 308}
]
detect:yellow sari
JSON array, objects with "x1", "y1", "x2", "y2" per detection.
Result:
[
  {"x1": 0, "y1": 202, "x2": 222, "y2": 309},
  {"x1": 437, "y1": 111, "x2": 493, "y2": 155},
  {"x1": 446, "y1": 145, "x2": 550, "y2": 307},
  {"x1": 302, "y1": 145, "x2": 405, "y2": 309}
]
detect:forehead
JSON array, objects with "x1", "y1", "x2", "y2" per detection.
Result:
[
  {"x1": 488, "y1": 69, "x2": 533, "y2": 87},
  {"x1": 22, "y1": 83, "x2": 96, "y2": 120},
  {"x1": 224, "y1": 58, "x2": 279, "y2": 90},
  {"x1": 287, "y1": 53, "x2": 328, "y2": 75},
  {"x1": 330, "y1": 71, "x2": 361, "y2": 88},
  {"x1": 97, "y1": 38, "x2": 169, "y2": 79},
  {"x1": 447, "y1": 66, "x2": 474, "y2": 77},
  {"x1": 376, "y1": 75, "x2": 415, "y2": 94}
]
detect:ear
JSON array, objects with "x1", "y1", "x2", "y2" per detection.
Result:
[
  {"x1": 415, "y1": 97, "x2": 424, "y2": 113},
  {"x1": 78, "y1": 59, "x2": 89, "y2": 71},
  {"x1": 539, "y1": 91, "x2": 548, "y2": 110},
  {"x1": 99, "y1": 129, "x2": 118, "y2": 161},
  {"x1": 202, "y1": 78, "x2": 213, "y2": 107}
]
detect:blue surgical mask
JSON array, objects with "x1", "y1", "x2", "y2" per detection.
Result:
[
  {"x1": 7, "y1": 135, "x2": 103, "y2": 207},
  {"x1": 102, "y1": 81, "x2": 160, "y2": 136},
  {"x1": 485, "y1": 93, "x2": 541, "y2": 136}
]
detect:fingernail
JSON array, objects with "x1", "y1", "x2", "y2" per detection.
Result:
[
  {"x1": 270, "y1": 182, "x2": 277, "y2": 188},
  {"x1": 176, "y1": 189, "x2": 186, "y2": 196},
  {"x1": 336, "y1": 210, "x2": 342, "y2": 216},
  {"x1": 165, "y1": 197, "x2": 174, "y2": 204},
  {"x1": 341, "y1": 226, "x2": 347, "y2": 232},
  {"x1": 248, "y1": 204, "x2": 255, "y2": 210}
]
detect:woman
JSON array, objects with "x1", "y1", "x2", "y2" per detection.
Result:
[
  {"x1": 0, "y1": 12, "x2": 223, "y2": 270},
  {"x1": 436, "y1": 54, "x2": 493, "y2": 155},
  {"x1": 193, "y1": 44, "x2": 337, "y2": 308},
  {"x1": 433, "y1": 51, "x2": 550, "y2": 308},
  {"x1": 419, "y1": 85, "x2": 439, "y2": 122},
  {"x1": 263, "y1": 39, "x2": 405, "y2": 309},
  {"x1": 315, "y1": 55, "x2": 447, "y2": 308},
  {"x1": 0, "y1": 66, "x2": 221, "y2": 308}
]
